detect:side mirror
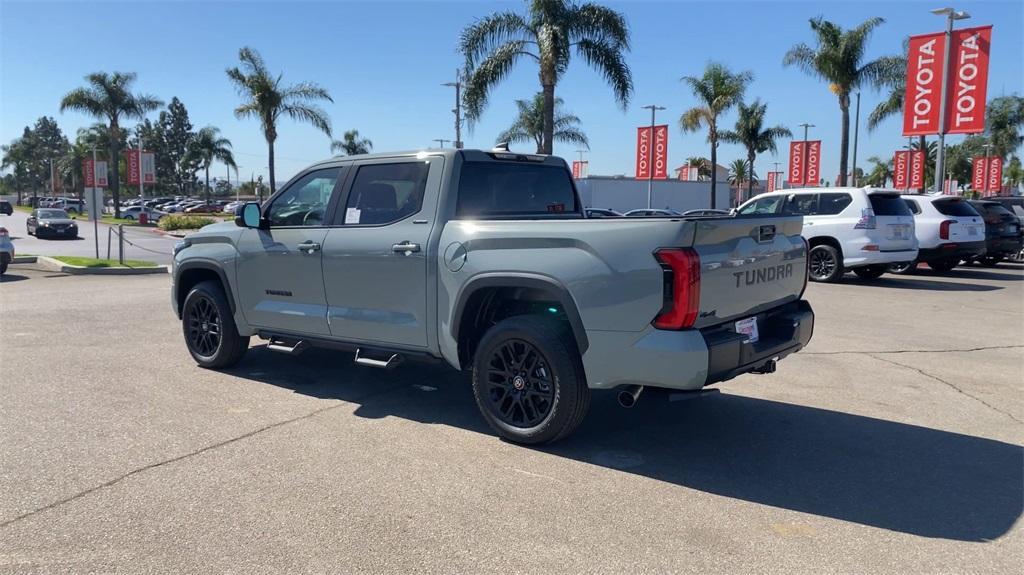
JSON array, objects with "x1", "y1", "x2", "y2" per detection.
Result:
[{"x1": 236, "y1": 202, "x2": 262, "y2": 228}]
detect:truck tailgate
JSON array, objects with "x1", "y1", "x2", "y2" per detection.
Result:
[{"x1": 689, "y1": 215, "x2": 806, "y2": 329}]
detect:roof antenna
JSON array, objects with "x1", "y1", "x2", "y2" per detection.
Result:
[{"x1": 492, "y1": 142, "x2": 510, "y2": 152}]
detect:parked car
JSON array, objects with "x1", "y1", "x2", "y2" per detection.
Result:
[
  {"x1": 26, "y1": 208, "x2": 78, "y2": 238},
  {"x1": 172, "y1": 149, "x2": 814, "y2": 444},
  {"x1": 222, "y1": 201, "x2": 244, "y2": 214},
  {"x1": 683, "y1": 209, "x2": 731, "y2": 217},
  {"x1": 0, "y1": 200, "x2": 12, "y2": 216},
  {"x1": 0, "y1": 226, "x2": 13, "y2": 274},
  {"x1": 52, "y1": 199, "x2": 85, "y2": 214},
  {"x1": 736, "y1": 187, "x2": 918, "y2": 282},
  {"x1": 584, "y1": 208, "x2": 622, "y2": 218},
  {"x1": 966, "y1": 200, "x2": 1023, "y2": 266},
  {"x1": 891, "y1": 195, "x2": 985, "y2": 273},
  {"x1": 120, "y1": 206, "x2": 166, "y2": 222},
  {"x1": 624, "y1": 208, "x2": 683, "y2": 217},
  {"x1": 184, "y1": 203, "x2": 223, "y2": 214}
]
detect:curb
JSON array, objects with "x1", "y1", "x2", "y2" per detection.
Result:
[
  {"x1": 34, "y1": 255, "x2": 169, "y2": 276},
  {"x1": 152, "y1": 228, "x2": 189, "y2": 239},
  {"x1": 12, "y1": 256, "x2": 37, "y2": 264}
]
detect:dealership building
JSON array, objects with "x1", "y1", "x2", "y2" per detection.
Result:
[{"x1": 575, "y1": 163, "x2": 765, "y2": 212}]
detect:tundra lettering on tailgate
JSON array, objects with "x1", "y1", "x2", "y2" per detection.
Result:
[{"x1": 733, "y1": 263, "x2": 793, "y2": 288}]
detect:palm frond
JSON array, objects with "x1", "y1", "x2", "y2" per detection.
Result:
[
  {"x1": 574, "y1": 38, "x2": 633, "y2": 109},
  {"x1": 281, "y1": 103, "x2": 332, "y2": 137},
  {"x1": 463, "y1": 41, "x2": 533, "y2": 123},
  {"x1": 280, "y1": 82, "x2": 333, "y2": 104},
  {"x1": 570, "y1": 3, "x2": 629, "y2": 50},
  {"x1": 459, "y1": 11, "x2": 532, "y2": 70}
]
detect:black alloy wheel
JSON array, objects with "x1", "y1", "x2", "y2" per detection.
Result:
[
  {"x1": 809, "y1": 245, "x2": 843, "y2": 282},
  {"x1": 187, "y1": 294, "x2": 222, "y2": 358},
  {"x1": 484, "y1": 339, "x2": 556, "y2": 429}
]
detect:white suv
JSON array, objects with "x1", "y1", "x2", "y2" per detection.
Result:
[
  {"x1": 892, "y1": 195, "x2": 985, "y2": 273},
  {"x1": 737, "y1": 187, "x2": 918, "y2": 282}
]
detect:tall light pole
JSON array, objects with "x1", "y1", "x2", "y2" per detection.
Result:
[
  {"x1": 851, "y1": 92, "x2": 861, "y2": 187},
  {"x1": 433, "y1": 138, "x2": 450, "y2": 149},
  {"x1": 442, "y1": 70, "x2": 463, "y2": 149},
  {"x1": 575, "y1": 149, "x2": 587, "y2": 177},
  {"x1": 931, "y1": 6, "x2": 971, "y2": 194},
  {"x1": 773, "y1": 161, "x2": 781, "y2": 191},
  {"x1": 641, "y1": 104, "x2": 665, "y2": 208},
  {"x1": 91, "y1": 146, "x2": 99, "y2": 258},
  {"x1": 798, "y1": 123, "x2": 815, "y2": 187},
  {"x1": 981, "y1": 142, "x2": 993, "y2": 196}
]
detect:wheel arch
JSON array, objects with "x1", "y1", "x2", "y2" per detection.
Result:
[
  {"x1": 451, "y1": 274, "x2": 588, "y2": 368},
  {"x1": 175, "y1": 261, "x2": 236, "y2": 318}
]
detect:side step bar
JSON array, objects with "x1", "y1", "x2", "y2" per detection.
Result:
[
  {"x1": 354, "y1": 348, "x2": 403, "y2": 370},
  {"x1": 266, "y1": 337, "x2": 309, "y2": 355}
]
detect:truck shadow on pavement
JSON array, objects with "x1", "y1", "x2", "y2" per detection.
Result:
[
  {"x1": 231, "y1": 346, "x2": 1022, "y2": 543},
  {"x1": 851, "y1": 277, "x2": 1003, "y2": 291}
]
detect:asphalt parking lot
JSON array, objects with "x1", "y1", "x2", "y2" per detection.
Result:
[{"x1": 1, "y1": 263, "x2": 1021, "y2": 573}]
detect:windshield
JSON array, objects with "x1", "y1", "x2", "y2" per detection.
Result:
[{"x1": 37, "y1": 209, "x2": 68, "y2": 218}]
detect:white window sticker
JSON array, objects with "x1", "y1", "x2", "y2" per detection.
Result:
[{"x1": 345, "y1": 207, "x2": 361, "y2": 224}]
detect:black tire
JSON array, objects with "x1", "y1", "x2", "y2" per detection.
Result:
[
  {"x1": 0, "y1": 261, "x2": 7, "y2": 275},
  {"x1": 808, "y1": 244, "x2": 844, "y2": 282},
  {"x1": 472, "y1": 315, "x2": 590, "y2": 445},
  {"x1": 182, "y1": 280, "x2": 249, "y2": 368},
  {"x1": 853, "y1": 265, "x2": 886, "y2": 280},
  {"x1": 26, "y1": 226, "x2": 33, "y2": 236},
  {"x1": 980, "y1": 256, "x2": 1002, "y2": 267},
  {"x1": 928, "y1": 259, "x2": 958, "y2": 272},
  {"x1": 123, "y1": 214, "x2": 134, "y2": 221},
  {"x1": 888, "y1": 261, "x2": 917, "y2": 274}
]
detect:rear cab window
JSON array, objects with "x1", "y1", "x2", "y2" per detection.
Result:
[
  {"x1": 933, "y1": 198, "x2": 980, "y2": 217},
  {"x1": 817, "y1": 193, "x2": 853, "y2": 215},
  {"x1": 868, "y1": 194, "x2": 913, "y2": 216},
  {"x1": 456, "y1": 158, "x2": 581, "y2": 218}
]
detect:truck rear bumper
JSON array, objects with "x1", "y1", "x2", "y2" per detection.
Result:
[{"x1": 581, "y1": 300, "x2": 814, "y2": 391}]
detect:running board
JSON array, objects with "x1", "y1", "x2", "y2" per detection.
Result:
[
  {"x1": 354, "y1": 348, "x2": 403, "y2": 370},
  {"x1": 266, "y1": 337, "x2": 309, "y2": 355}
]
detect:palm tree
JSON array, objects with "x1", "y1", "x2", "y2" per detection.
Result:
[
  {"x1": 331, "y1": 130, "x2": 373, "y2": 156},
  {"x1": 59, "y1": 72, "x2": 163, "y2": 217},
  {"x1": 495, "y1": 93, "x2": 588, "y2": 153},
  {"x1": 684, "y1": 156, "x2": 712, "y2": 181},
  {"x1": 227, "y1": 47, "x2": 333, "y2": 194},
  {"x1": 460, "y1": 0, "x2": 632, "y2": 155},
  {"x1": 679, "y1": 62, "x2": 752, "y2": 208},
  {"x1": 911, "y1": 139, "x2": 939, "y2": 188},
  {"x1": 727, "y1": 159, "x2": 755, "y2": 204},
  {"x1": 985, "y1": 96, "x2": 1024, "y2": 158},
  {"x1": 865, "y1": 156, "x2": 893, "y2": 187},
  {"x1": 784, "y1": 17, "x2": 902, "y2": 186},
  {"x1": 721, "y1": 99, "x2": 791, "y2": 202},
  {"x1": 188, "y1": 126, "x2": 236, "y2": 204}
]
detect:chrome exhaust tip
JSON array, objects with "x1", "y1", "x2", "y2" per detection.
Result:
[{"x1": 617, "y1": 385, "x2": 644, "y2": 408}]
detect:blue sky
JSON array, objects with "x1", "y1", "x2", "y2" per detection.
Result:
[{"x1": 2, "y1": 0, "x2": 1022, "y2": 184}]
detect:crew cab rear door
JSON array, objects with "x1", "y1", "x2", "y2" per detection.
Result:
[{"x1": 321, "y1": 156, "x2": 444, "y2": 349}]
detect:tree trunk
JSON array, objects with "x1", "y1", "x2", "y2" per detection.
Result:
[
  {"x1": 838, "y1": 96, "x2": 850, "y2": 187},
  {"x1": 747, "y1": 150, "x2": 756, "y2": 202},
  {"x1": 268, "y1": 139, "x2": 277, "y2": 195},
  {"x1": 541, "y1": 82, "x2": 555, "y2": 155},
  {"x1": 709, "y1": 133, "x2": 718, "y2": 209},
  {"x1": 205, "y1": 165, "x2": 210, "y2": 204},
  {"x1": 110, "y1": 118, "x2": 121, "y2": 218}
]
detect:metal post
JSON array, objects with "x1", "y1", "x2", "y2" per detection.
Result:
[
  {"x1": 773, "y1": 161, "x2": 781, "y2": 190},
  {"x1": 799, "y1": 123, "x2": 814, "y2": 187},
  {"x1": 92, "y1": 146, "x2": 100, "y2": 258},
  {"x1": 851, "y1": 92, "x2": 861, "y2": 186},
  {"x1": 138, "y1": 133, "x2": 144, "y2": 202},
  {"x1": 443, "y1": 71, "x2": 463, "y2": 149},
  {"x1": 905, "y1": 138, "x2": 913, "y2": 192},
  {"x1": 107, "y1": 227, "x2": 112, "y2": 260},
  {"x1": 641, "y1": 105, "x2": 665, "y2": 208},
  {"x1": 932, "y1": 7, "x2": 970, "y2": 193},
  {"x1": 981, "y1": 142, "x2": 992, "y2": 196},
  {"x1": 118, "y1": 224, "x2": 124, "y2": 265}
]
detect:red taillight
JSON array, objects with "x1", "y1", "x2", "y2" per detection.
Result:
[
  {"x1": 939, "y1": 220, "x2": 954, "y2": 240},
  {"x1": 652, "y1": 248, "x2": 701, "y2": 330}
]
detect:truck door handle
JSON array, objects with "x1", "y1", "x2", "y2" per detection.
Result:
[
  {"x1": 392, "y1": 241, "x2": 421, "y2": 253},
  {"x1": 297, "y1": 241, "x2": 321, "y2": 253}
]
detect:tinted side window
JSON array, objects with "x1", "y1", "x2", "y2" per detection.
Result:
[
  {"x1": 267, "y1": 168, "x2": 342, "y2": 227},
  {"x1": 933, "y1": 199, "x2": 980, "y2": 217},
  {"x1": 738, "y1": 196, "x2": 783, "y2": 215},
  {"x1": 869, "y1": 194, "x2": 913, "y2": 216},
  {"x1": 782, "y1": 194, "x2": 818, "y2": 215},
  {"x1": 817, "y1": 193, "x2": 853, "y2": 215},
  {"x1": 457, "y1": 161, "x2": 580, "y2": 217},
  {"x1": 343, "y1": 162, "x2": 430, "y2": 225},
  {"x1": 904, "y1": 199, "x2": 922, "y2": 215}
]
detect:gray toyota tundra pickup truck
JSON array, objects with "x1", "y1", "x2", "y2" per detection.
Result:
[{"x1": 171, "y1": 148, "x2": 814, "y2": 443}]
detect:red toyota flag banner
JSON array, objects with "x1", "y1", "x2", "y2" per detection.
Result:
[
  {"x1": 788, "y1": 141, "x2": 805, "y2": 185},
  {"x1": 83, "y1": 159, "x2": 95, "y2": 187},
  {"x1": 903, "y1": 32, "x2": 945, "y2": 136},
  {"x1": 972, "y1": 157, "x2": 987, "y2": 191},
  {"x1": 986, "y1": 156, "x2": 1002, "y2": 195},
  {"x1": 893, "y1": 151, "x2": 909, "y2": 189},
  {"x1": 635, "y1": 127, "x2": 651, "y2": 179},
  {"x1": 679, "y1": 164, "x2": 690, "y2": 181},
  {"x1": 652, "y1": 124, "x2": 669, "y2": 179},
  {"x1": 945, "y1": 26, "x2": 992, "y2": 135},
  {"x1": 572, "y1": 161, "x2": 582, "y2": 179},
  {"x1": 141, "y1": 152, "x2": 156, "y2": 184},
  {"x1": 805, "y1": 141, "x2": 821, "y2": 186},
  {"x1": 766, "y1": 171, "x2": 777, "y2": 193},
  {"x1": 126, "y1": 149, "x2": 141, "y2": 186},
  {"x1": 908, "y1": 149, "x2": 926, "y2": 190}
]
